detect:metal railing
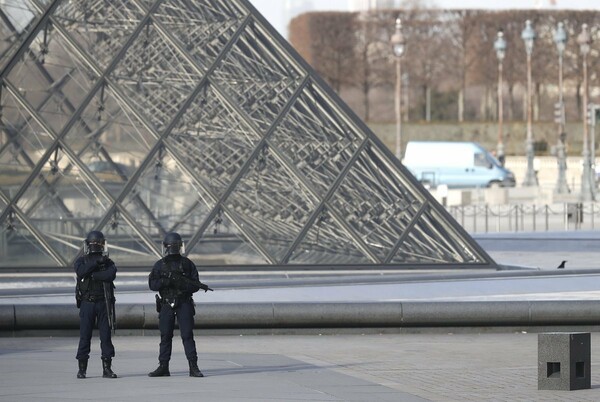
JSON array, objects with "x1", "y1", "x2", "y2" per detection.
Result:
[{"x1": 447, "y1": 203, "x2": 597, "y2": 233}]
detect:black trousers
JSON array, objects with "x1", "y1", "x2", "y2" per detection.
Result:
[
  {"x1": 76, "y1": 300, "x2": 114, "y2": 360},
  {"x1": 158, "y1": 301, "x2": 197, "y2": 362}
]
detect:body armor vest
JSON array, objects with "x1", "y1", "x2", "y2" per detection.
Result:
[{"x1": 159, "y1": 258, "x2": 188, "y2": 302}]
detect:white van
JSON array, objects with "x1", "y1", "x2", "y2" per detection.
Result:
[{"x1": 402, "y1": 141, "x2": 516, "y2": 188}]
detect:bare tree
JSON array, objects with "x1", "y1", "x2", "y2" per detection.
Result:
[
  {"x1": 289, "y1": 12, "x2": 356, "y2": 93},
  {"x1": 560, "y1": 14, "x2": 600, "y2": 119},
  {"x1": 402, "y1": 8, "x2": 448, "y2": 121},
  {"x1": 353, "y1": 11, "x2": 394, "y2": 121},
  {"x1": 288, "y1": 8, "x2": 600, "y2": 125},
  {"x1": 445, "y1": 10, "x2": 481, "y2": 122}
]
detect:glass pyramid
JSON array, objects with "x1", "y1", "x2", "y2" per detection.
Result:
[{"x1": 0, "y1": 0, "x2": 495, "y2": 268}]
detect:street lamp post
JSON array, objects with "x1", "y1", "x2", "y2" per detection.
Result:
[
  {"x1": 391, "y1": 17, "x2": 405, "y2": 159},
  {"x1": 578, "y1": 23, "x2": 594, "y2": 201},
  {"x1": 521, "y1": 20, "x2": 538, "y2": 186},
  {"x1": 554, "y1": 21, "x2": 569, "y2": 194},
  {"x1": 494, "y1": 29, "x2": 507, "y2": 166}
]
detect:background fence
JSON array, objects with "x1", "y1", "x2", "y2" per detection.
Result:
[{"x1": 447, "y1": 203, "x2": 596, "y2": 233}]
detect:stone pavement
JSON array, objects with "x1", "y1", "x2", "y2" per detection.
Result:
[{"x1": 1, "y1": 332, "x2": 600, "y2": 402}]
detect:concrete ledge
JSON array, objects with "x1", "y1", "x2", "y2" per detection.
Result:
[
  {"x1": 198, "y1": 303, "x2": 276, "y2": 328},
  {"x1": 272, "y1": 303, "x2": 403, "y2": 328},
  {"x1": 14, "y1": 305, "x2": 77, "y2": 330},
  {"x1": 401, "y1": 301, "x2": 532, "y2": 326},
  {"x1": 0, "y1": 305, "x2": 14, "y2": 331},
  {"x1": 2, "y1": 301, "x2": 600, "y2": 331}
]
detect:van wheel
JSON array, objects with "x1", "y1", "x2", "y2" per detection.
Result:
[{"x1": 488, "y1": 181, "x2": 502, "y2": 189}]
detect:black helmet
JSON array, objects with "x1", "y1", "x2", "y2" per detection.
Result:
[
  {"x1": 85, "y1": 230, "x2": 105, "y2": 254},
  {"x1": 162, "y1": 232, "x2": 183, "y2": 255}
]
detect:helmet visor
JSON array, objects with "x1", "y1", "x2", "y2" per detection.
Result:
[
  {"x1": 84, "y1": 240, "x2": 105, "y2": 254},
  {"x1": 162, "y1": 241, "x2": 184, "y2": 256}
]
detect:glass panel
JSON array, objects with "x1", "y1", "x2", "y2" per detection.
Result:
[
  {"x1": 122, "y1": 148, "x2": 215, "y2": 240},
  {"x1": 0, "y1": 0, "x2": 40, "y2": 71},
  {"x1": 270, "y1": 83, "x2": 363, "y2": 198},
  {"x1": 391, "y1": 206, "x2": 486, "y2": 265},
  {"x1": 153, "y1": 0, "x2": 246, "y2": 71},
  {"x1": 187, "y1": 208, "x2": 269, "y2": 266},
  {"x1": 0, "y1": 1, "x2": 38, "y2": 35},
  {"x1": 109, "y1": 21, "x2": 203, "y2": 133},
  {"x1": 211, "y1": 21, "x2": 304, "y2": 132},
  {"x1": 53, "y1": 0, "x2": 146, "y2": 71},
  {"x1": 97, "y1": 211, "x2": 157, "y2": 267},
  {"x1": 0, "y1": 210, "x2": 56, "y2": 267},
  {"x1": 330, "y1": 145, "x2": 425, "y2": 261},
  {"x1": 224, "y1": 145, "x2": 318, "y2": 262},
  {"x1": 167, "y1": 83, "x2": 261, "y2": 199},
  {"x1": 27, "y1": 194, "x2": 89, "y2": 263},
  {"x1": 6, "y1": 25, "x2": 100, "y2": 134},
  {"x1": 15, "y1": 146, "x2": 111, "y2": 233},
  {"x1": 0, "y1": 89, "x2": 55, "y2": 201},
  {"x1": 63, "y1": 83, "x2": 157, "y2": 197},
  {"x1": 289, "y1": 207, "x2": 371, "y2": 265},
  {"x1": 0, "y1": 18, "x2": 18, "y2": 73}
]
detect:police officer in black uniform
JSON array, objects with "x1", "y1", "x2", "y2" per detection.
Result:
[
  {"x1": 148, "y1": 232, "x2": 212, "y2": 378},
  {"x1": 75, "y1": 230, "x2": 117, "y2": 379}
]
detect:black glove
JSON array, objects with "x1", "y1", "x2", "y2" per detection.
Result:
[{"x1": 96, "y1": 256, "x2": 112, "y2": 269}]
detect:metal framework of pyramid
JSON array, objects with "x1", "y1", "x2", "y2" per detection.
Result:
[{"x1": 0, "y1": 0, "x2": 496, "y2": 269}]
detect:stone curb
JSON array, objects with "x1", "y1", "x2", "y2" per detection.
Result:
[{"x1": 1, "y1": 301, "x2": 600, "y2": 330}]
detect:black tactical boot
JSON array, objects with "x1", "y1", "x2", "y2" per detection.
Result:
[
  {"x1": 77, "y1": 359, "x2": 88, "y2": 379},
  {"x1": 148, "y1": 361, "x2": 170, "y2": 377},
  {"x1": 101, "y1": 357, "x2": 117, "y2": 378},
  {"x1": 188, "y1": 359, "x2": 204, "y2": 377}
]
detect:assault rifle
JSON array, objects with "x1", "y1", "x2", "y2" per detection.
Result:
[
  {"x1": 97, "y1": 256, "x2": 116, "y2": 334},
  {"x1": 162, "y1": 271, "x2": 213, "y2": 292},
  {"x1": 103, "y1": 282, "x2": 116, "y2": 334}
]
